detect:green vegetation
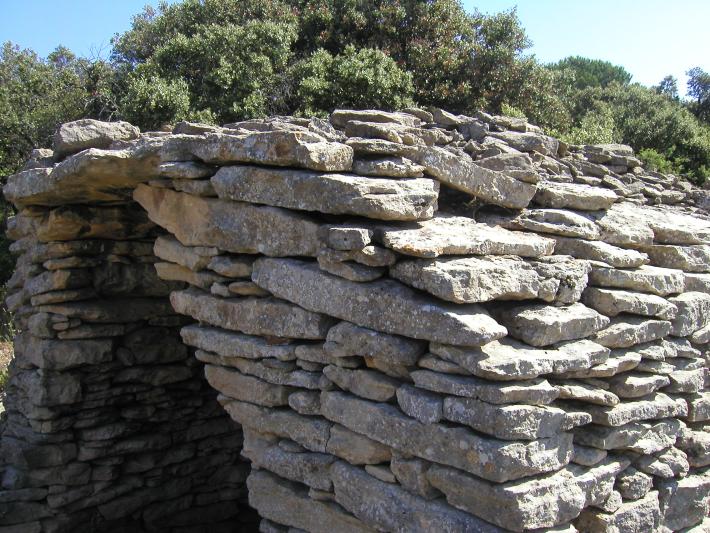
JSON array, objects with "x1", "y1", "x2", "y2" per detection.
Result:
[{"x1": 2, "y1": 0, "x2": 710, "y2": 187}]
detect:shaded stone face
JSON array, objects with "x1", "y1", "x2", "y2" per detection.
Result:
[{"x1": 3, "y1": 110, "x2": 710, "y2": 533}]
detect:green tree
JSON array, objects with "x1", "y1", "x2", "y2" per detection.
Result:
[
  {"x1": 110, "y1": 0, "x2": 539, "y2": 123},
  {"x1": 549, "y1": 56, "x2": 632, "y2": 90},
  {"x1": 654, "y1": 75, "x2": 679, "y2": 100},
  {"x1": 687, "y1": 67, "x2": 710, "y2": 124},
  {"x1": 292, "y1": 46, "x2": 414, "y2": 116}
]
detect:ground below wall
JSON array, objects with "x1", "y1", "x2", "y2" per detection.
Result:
[{"x1": 2, "y1": 109, "x2": 710, "y2": 532}]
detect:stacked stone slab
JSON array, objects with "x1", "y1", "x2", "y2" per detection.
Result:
[
  {"x1": 2, "y1": 109, "x2": 710, "y2": 532},
  {"x1": 0, "y1": 121, "x2": 253, "y2": 532}
]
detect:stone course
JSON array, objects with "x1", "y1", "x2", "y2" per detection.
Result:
[{"x1": 2, "y1": 107, "x2": 710, "y2": 532}]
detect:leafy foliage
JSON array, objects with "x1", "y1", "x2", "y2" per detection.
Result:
[
  {"x1": 687, "y1": 67, "x2": 710, "y2": 124},
  {"x1": 549, "y1": 56, "x2": 632, "y2": 90},
  {"x1": 292, "y1": 46, "x2": 414, "y2": 116}
]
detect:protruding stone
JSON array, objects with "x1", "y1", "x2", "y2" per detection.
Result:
[
  {"x1": 252, "y1": 258, "x2": 507, "y2": 347},
  {"x1": 589, "y1": 264, "x2": 685, "y2": 296},
  {"x1": 377, "y1": 214, "x2": 555, "y2": 258},
  {"x1": 496, "y1": 302, "x2": 609, "y2": 347},
  {"x1": 582, "y1": 287, "x2": 677, "y2": 320},
  {"x1": 533, "y1": 182, "x2": 617, "y2": 211},
  {"x1": 134, "y1": 185, "x2": 322, "y2": 256},
  {"x1": 212, "y1": 165, "x2": 438, "y2": 221}
]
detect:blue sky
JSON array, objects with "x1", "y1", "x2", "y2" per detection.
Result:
[{"x1": 2, "y1": 0, "x2": 708, "y2": 94}]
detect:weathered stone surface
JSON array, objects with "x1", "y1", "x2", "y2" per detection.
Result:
[
  {"x1": 252, "y1": 258, "x2": 506, "y2": 347},
  {"x1": 496, "y1": 302, "x2": 609, "y2": 347},
  {"x1": 582, "y1": 287, "x2": 677, "y2": 320},
  {"x1": 345, "y1": 137, "x2": 421, "y2": 159},
  {"x1": 481, "y1": 208, "x2": 601, "y2": 240},
  {"x1": 555, "y1": 381, "x2": 620, "y2": 407},
  {"x1": 589, "y1": 264, "x2": 685, "y2": 296},
  {"x1": 212, "y1": 165, "x2": 438, "y2": 221},
  {"x1": 533, "y1": 182, "x2": 617, "y2": 211},
  {"x1": 431, "y1": 338, "x2": 608, "y2": 381},
  {"x1": 204, "y1": 364, "x2": 293, "y2": 406},
  {"x1": 657, "y1": 474, "x2": 710, "y2": 531},
  {"x1": 15, "y1": 333, "x2": 113, "y2": 370},
  {"x1": 154, "y1": 262, "x2": 227, "y2": 290},
  {"x1": 606, "y1": 372, "x2": 670, "y2": 398},
  {"x1": 615, "y1": 468, "x2": 653, "y2": 501},
  {"x1": 317, "y1": 252, "x2": 385, "y2": 282},
  {"x1": 325, "y1": 425, "x2": 391, "y2": 465},
  {"x1": 392, "y1": 254, "x2": 589, "y2": 304},
  {"x1": 686, "y1": 392, "x2": 710, "y2": 422},
  {"x1": 669, "y1": 292, "x2": 710, "y2": 336},
  {"x1": 53, "y1": 119, "x2": 140, "y2": 157},
  {"x1": 247, "y1": 470, "x2": 374, "y2": 533},
  {"x1": 582, "y1": 393, "x2": 688, "y2": 426},
  {"x1": 594, "y1": 316, "x2": 672, "y2": 348},
  {"x1": 180, "y1": 324, "x2": 296, "y2": 361},
  {"x1": 376, "y1": 214, "x2": 555, "y2": 258},
  {"x1": 575, "y1": 490, "x2": 661, "y2": 533},
  {"x1": 189, "y1": 131, "x2": 354, "y2": 171},
  {"x1": 321, "y1": 391, "x2": 573, "y2": 483},
  {"x1": 390, "y1": 455, "x2": 440, "y2": 500},
  {"x1": 443, "y1": 397, "x2": 589, "y2": 440},
  {"x1": 636, "y1": 446, "x2": 689, "y2": 478},
  {"x1": 410, "y1": 369, "x2": 559, "y2": 405},
  {"x1": 550, "y1": 236, "x2": 649, "y2": 268},
  {"x1": 352, "y1": 156, "x2": 425, "y2": 178},
  {"x1": 323, "y1": 365, "x2": 398, "y2": 402},
  {"x1": 420, "y1": 146, "x2": 537, "y2": 209},
  {"x1": 396, "y1": 385, "x2": 443, "y2": 424},
  {"x1": 331, "y1": 109, "x2": 421, "y2": 128},
  {"x1": 38, "y1": 297, "x2": 172, "y2": 322},
  {"x1": 427, "y1": 459, "x2": 627, "y2": 531},
  {"x1": 324, "y1": 321, "x2": 425, "y2": 366},
  {"x1": 331, "y1": 461, "x2": 502, "y2": 533},
  {"x1": 489, "y1": 130, "x2": 560, "y2": 156},
  {"x1": 207, "y1": 255, "x2": 254, "y2": 278},
  {"x1": 644, "y1": 244, "x2": 710, "y2": 273},
  {"x1": 678, "y1": 427, "x2": 710, "y2": 467},
  {"x1": 153, "y1": 235, "x2": 219, "y2": 271},
  {"x1": 134, "y1": 185, "x2": 322, "y2": 256},
  {"x1": 171, "y1": 287, "x2": 334, "y2": 339}
]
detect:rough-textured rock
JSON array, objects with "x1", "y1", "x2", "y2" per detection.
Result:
[
  {"x1": 171, "y1": 287, "x2": 335, "y2": 339},
  {"x1": 390, "y1": 255, "x2": 588, "y2": 304},
  {"x1": 420, "y1": 146, "x2": 537, "y2": 209},
  {"x1": 377, "y1": 214, "x2": 555, "y2": 258},
  {"x1": 321, "y1": 391, "x2": 573, "y2": 483},
  {"x1": 533, "y1": 182, "x2": 618, "y2": 211},
  {"x1": 135, "y1": 185, "x2": 322, "y2": 256},
  {"x1": 582, "y1": 287, "x2": 677, "y2": 320},
  {"x1": 574, "y1": 491, "x2": 661, "y2": 533},
  {"x1": 189, "y1": 130, "x2": 354, "y2": 171},
  {"x1": 212, "y1": 165, "x2": 438, "y2": 221},
  {"x1": 252, "y1": 258, "x2": 506, "y2": 347},
  {"x1": 589, "y1": 264, "x2": 685, "y2": 296},
  {"x1": 427, "y1": 459, "x2": 627, "y2": 531},
  {"x1": 53, "y1": 119, "x2": 140, "y2": 157},
  {"x1": 550, "y1": 236, "x2": 649, "y2": 268},
  {"x1": 496, "y1": 302, "x2": 609, "y2": 347}
]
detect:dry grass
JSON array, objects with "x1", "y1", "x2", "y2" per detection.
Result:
[{"x1": 0, "y1": 340, "x2": 12, "y2": 392}]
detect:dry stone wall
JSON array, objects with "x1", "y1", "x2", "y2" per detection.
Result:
[{"x1": 2, "y1": 108, "x2": 710, "y2": 532}]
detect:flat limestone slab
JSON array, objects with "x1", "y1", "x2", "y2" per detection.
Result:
[
  {"x1": 550, "y1": 236, "x2": 648, "y2": 268},
  {"x1": 582, "y1": 287, "x2": 677, "y2": 320},
  {"x1": 188, "y1": 130, "x2": 354, "y2": 171},
  {"x1": 252, "y1": 258, "x2": 507, "y2": 347},
  {"x1": 171, "y1": 287, "x2": 335, "y2": 339},
  {"x1": 134, "y1": 184, "x2": 321, "y2": 257},
  {"x1": 180, "y1": 324, "x2": 297, "y2": 361},
  {"x1": 390, "y1": 255, "x2": 589, "y2": 304},
  {"x1": 644, "y1": 243, "x2": 710, "y2": 273},
  {"x1": 212, "y1": 165, "x2": 438, "y2": 221},
  {"x1": 320, "y1": 391, "x2": 573, "y2": 483},
  {"x1": 582, "y1": 392, "x2": 688, "y2": 426},
  {"x1": 420, "y1": 146, "x2": 537, "y2": 209},
  {"x1": 588, "y1": 264, "x2": 685, "y2": 296},
  {"x1": 431, "y1": 338, "x2": 608, "y2": 381},
  {"x1": 496, "y1": 302, "x2": 609, "y2": 347},
  {"x1": 533, "y1": 182, "x2": 618, "y2": 211},
  {"x1": 375, "y1": 214, "x2": 555, "y2": 258},
  {"x1": 427, "y1": 459, "x2": 628, "y2": 531}
]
